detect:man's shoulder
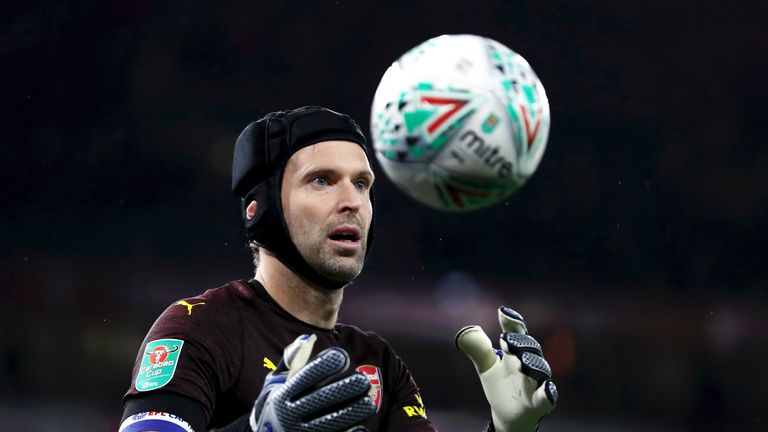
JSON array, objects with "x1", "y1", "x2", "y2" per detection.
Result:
[
  {"x1": 195, "y1": 279, "x2": 254, "y2": 302},
  {"x1": 151, "y1": 280, "x2": 253, "y2": 328},
  {"x1": 334, "y1": 322, "x2": 394, "y2": 351},
  {"x1": 136, "y1": 280, "x2": 256, "y2": 357},
  {"x1": 166, "y1": 279, "x2": 252, "y2": 311}
]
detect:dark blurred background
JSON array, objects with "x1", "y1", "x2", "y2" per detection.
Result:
[{"x1": 2, "y1": 1, "x2": 767, "y2": 430}]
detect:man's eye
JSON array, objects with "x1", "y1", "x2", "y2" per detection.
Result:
[
  {"x1": 354, "y1": 179, "x2": 369, "y2": 189},
  {"x1": 312, "y1": 177, "x2": 328, "y2": 186}
]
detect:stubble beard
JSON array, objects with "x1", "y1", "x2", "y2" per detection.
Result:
[{"x1": 295, "y1": 223, "x2": 368, "y2": 283}]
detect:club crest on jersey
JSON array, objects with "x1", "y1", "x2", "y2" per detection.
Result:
[
  {"x1": 135, "y1": 338, "x2": 184, "y2": 392},
  {"x1": 356, "y1": 365, "x2": 383, "y2": 412}
]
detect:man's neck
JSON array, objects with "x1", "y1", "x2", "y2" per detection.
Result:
[{"x1": 254, "y1": 251, "x2": 344, "y2": 329}]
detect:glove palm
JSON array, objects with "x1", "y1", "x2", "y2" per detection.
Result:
[{"x1": 456, "y1": 307, "x2": 558, "y2": 432}]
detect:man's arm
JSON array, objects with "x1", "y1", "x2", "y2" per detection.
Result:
[
  {"x1": 120, "y1": 393, "x2": 207, "y2": 432},
  {"x1": 120, "y1": 295, "x2": 242, "y2": 432}
]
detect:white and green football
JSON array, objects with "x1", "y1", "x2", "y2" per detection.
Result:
[{"x1": 371, "y1": 34, "x2": 550, "y2": 211}]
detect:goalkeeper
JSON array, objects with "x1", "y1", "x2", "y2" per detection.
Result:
[{"x1": 119, "y1": 106, "x2": 557, "y2": 432}]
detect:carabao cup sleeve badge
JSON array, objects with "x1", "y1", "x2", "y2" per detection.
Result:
[
  {"x1": 356, "y1": 365, "x2": 383, "y2": 412},
  {"x1": 135, "y1": 338, "x2": 184, "y2": 392}
]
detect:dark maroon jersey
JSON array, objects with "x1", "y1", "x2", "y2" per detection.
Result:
[{"x1": 124, "y1": 280, "x2": 435, "y2": 431}]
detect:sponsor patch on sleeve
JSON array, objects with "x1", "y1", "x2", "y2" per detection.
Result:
[{"x1": 135, "y1": 338, "x2": 184, "y2": 392}]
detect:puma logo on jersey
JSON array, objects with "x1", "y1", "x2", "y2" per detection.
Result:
[
  {"x1": 176, "y1": 300, "x2": 205, "y2": 315},
  {"x1": 263, "y1": 357, "x2": 277, "y2": 371}
]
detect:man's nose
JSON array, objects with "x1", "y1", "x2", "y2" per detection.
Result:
[{"x1": 336, "y1": 181, "x2": 364, "y2": 213}]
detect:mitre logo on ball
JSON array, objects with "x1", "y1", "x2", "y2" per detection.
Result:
[{"x1": 356, "y1": 365, "x2": 383, "y2": 412}]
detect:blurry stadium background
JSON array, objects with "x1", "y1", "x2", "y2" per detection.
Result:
[{"x1": 2, "y1": 1, "x2": 767, "y2": 430}]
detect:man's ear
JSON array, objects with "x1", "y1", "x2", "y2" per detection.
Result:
[{"x1": 246, "y1": 200, "x2": 258, "y2": 220}]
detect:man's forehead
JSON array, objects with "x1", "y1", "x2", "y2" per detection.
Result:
[{"x1": 288, "y1": 140, "x2": 372, "y2": 169}]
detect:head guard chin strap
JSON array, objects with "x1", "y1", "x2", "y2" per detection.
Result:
[{"x1": 232, "y1": 106, "x2": 375, "y2": 289}]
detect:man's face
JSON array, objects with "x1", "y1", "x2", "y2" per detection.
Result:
[{"x1": 281, "y1": 140, "x2": 374, "y2": 283}]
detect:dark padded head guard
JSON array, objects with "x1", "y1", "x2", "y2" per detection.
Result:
[{"x1": 232, "y1": 106, "x2": 374, "y2": 289}]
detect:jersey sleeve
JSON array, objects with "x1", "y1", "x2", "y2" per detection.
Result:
[
  {"x1": 380, "y1": 339, "x2": 437, "y2": 431},
  {"x1": 123, "y1": 295, "x2": 243, "y2": 423}
]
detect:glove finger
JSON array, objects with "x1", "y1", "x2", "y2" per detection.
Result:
[
  {"x1": 279, "y1": 334, "x2": 317, "y2": 379},
  {"x1": 292, "y1": 372, "x2": 371, "y2": 417},
  {"x1": 304, "y1": 395, "x2": 376, "y2": 432},
  {"x1": 283, "y1": 347, "x2": 350, "y2": 399},
  {"x1": 519, "y1": 351, "x2": 552, "y2": 384},
  {"x1": 455, "y1": 325, "x2": 499, "y2": 374},
  {"x1": 500, "y1": 332, "x2": 543, "y2": 356},
  {"x1": 532, "y1": 379, "x2": 558, "y2": 412},
  {"x1": 498, "y1": 306, "x2": 528, "y2": 334}
]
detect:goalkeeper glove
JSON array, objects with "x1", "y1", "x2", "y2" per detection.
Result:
[
  {"x1": 455, "y1": 306, "x2": 558, "y2": 432},
  {"x1": 249, "y1": 334, "x2": 376, "y2": 432}
]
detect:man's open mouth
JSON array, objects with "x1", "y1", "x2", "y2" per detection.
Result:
[{"x1": 329, "y1": 226, "x2": 361, "y2": 243}]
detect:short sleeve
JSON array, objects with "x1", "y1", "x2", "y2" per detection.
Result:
[{"x1": 123, "y1": 296, "x2": 243, "y2": 422}]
